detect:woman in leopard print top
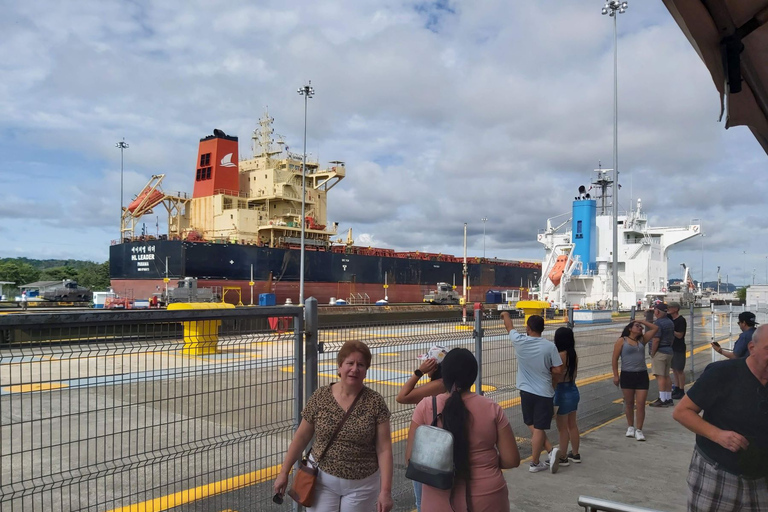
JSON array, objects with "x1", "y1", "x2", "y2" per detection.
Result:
[{"x1": 274, "y1": 340, "x2": 393, "y2": 512}]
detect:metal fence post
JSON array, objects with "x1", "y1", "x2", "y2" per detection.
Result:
[
  {"x1": 567, "y1": 307, "x2": 575, "y2": 329},
  {"x1": 305, "y1": 298, "x2": 319, "y2": 403},
  {"x1": 629, "y1": 306, "x2": 635, "y2": 322},
  {"x1": 293, "y1": 306, "x2": 305, "y2": 434},
  {"x1": 689, "y1": 303, "x2": 695, "y2": 377},
  {"x1": 474, "y1": 309, "x2": 483, "y2": 395},
  {"x1": 711, "y1": 303, "x2": 716, "y2": 363}
]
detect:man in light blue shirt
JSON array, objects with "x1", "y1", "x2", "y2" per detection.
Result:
[{"x1": 501, "y1": 312, "x2": 563, "y2": 473}]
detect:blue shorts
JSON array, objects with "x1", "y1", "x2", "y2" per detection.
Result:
[{"x1": 553, "y1": 382, "x2": 580, "y2": 415}]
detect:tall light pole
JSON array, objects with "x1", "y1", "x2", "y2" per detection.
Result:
[
  {"x1": 700, "y1": 233, "x2": 706, "y2": 287},
  {"x1": 602, "y1": 1, "x2": 627, "y2": 311},
  {"x1": 116, "y1": 138, "x2": 129, "y2": 241},
  {"x1": 297, "y1": 81, "x2": 314, "y2": 306},
  {"x1": 481, "y1": 217, "x2": 488, "y2": 258}
]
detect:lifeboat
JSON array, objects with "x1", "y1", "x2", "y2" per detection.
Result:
[
  {"x1": 548, "y1": 255, "x2": 568, "y2": 286},
  {"x1": 127, "y1": 188, "x2": 164, "y2": 214}
]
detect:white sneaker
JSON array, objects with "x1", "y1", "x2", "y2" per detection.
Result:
[
  {"x1": 549, "y1": 447, "x2": 560, "y2": 474},
  {"x1": 635, "y1": 429, "x2": 646, "y2": 441},
  {"x1": 529, "y1": 461, "x2": 548, "y2": 473},
  {"x1": 626, "y1": 426, "x2": 636, "y2": 438}
]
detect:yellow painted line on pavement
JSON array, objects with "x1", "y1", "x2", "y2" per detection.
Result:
[
  {"x1": 379, "y1": 352, "x2": 399, "y2": 356},
  {"x1": 106, "y1": 466, "x2": 281, "y2": 512},
  {"x1": 2, "y1": 382, "x2": 68, "y2": 393}
]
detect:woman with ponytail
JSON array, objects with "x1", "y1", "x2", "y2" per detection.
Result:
[
  {"x1": 406, "y1": 348, "x2": 520, "y2": 512},
  {"x1": 552, "y1": 327, "x2": 581, "y2": 465}
]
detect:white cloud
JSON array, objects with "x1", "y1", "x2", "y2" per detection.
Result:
[{"x1": 0, "y1": 0, "x2": 764, "y2": 286}]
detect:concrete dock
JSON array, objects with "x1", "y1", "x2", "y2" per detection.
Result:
[{"x1": 505, "y1": 404, "x2": 694, "y2": 511}]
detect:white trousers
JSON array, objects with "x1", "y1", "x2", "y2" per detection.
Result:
[{"x1": 306, "y1": 468, "x2": 380, "y2": 512}]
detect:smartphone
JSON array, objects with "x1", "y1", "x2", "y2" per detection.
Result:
[{"x1": 712, "y1": 342, "x2": 720, "y2": 348}]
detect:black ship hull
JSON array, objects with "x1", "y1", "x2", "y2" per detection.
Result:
[{"x1": 110, "y1": 240, "x2": 540, "y2": 304}]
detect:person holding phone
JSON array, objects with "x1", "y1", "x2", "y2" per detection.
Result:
[
  {"x1": 612, "y1": 319, "x2": 659, "y2": 441},
  {"x1": 712, "y1": 311, "x2": 758, "y2": 359}
]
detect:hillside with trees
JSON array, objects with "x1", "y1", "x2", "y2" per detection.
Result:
[{"x1": 0, "y1": 258, "x2": 110, "y2": 293}]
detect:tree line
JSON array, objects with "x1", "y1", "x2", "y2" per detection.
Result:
[{"x1": 0, "y1": 258, "x2": 110, "y2": 294}]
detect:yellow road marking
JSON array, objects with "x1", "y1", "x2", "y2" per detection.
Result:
[
  {"x1": 2, "y1": 382, "x2": 68, "y2": 393},
  {"x1": 106, "y1": 466, "x2": 280, "y2": 512},
  {"x1": 379, "y1": 352, "x2": 399, "y2": 356}
]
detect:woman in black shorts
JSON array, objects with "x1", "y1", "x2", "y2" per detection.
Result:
[{"x1": 611, "y1": 319, "x2": 658, "y2": 441}]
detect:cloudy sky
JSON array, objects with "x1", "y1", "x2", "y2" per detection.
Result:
[{"x1": 1, "y1": 1, "x2": 765, "y2": 286}]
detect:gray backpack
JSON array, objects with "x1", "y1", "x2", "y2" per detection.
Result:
[{"x1": 406, "y1": 396, "x2": 454, "y2": 490}]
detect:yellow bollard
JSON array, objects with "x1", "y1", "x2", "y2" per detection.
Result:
[
  {"x1": 168, "y1": 302, "x2": 235, "y2": 355},
  {"x1": 516, "y1": 300, "x2": 552, "y2": 325}
]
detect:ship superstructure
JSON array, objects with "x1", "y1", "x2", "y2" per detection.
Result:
[{"x1": 537, "y1": 168, "x2": 701, "y2": 310}]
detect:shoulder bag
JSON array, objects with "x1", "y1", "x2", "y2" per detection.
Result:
[{"x1": 287, "y1": 388, "x2": 364, "y2": 507}]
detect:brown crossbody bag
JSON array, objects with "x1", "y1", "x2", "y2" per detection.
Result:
[{"x1": 288, "y1": 389, "x2": 364, "y2": 506}]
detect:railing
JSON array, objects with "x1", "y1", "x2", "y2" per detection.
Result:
[
  {"x1": 0, "y1": 306, "x2": 734, "y2": 511},
  {"x1": 578, "y1": 496, "x2": 664, "y2": 512}
]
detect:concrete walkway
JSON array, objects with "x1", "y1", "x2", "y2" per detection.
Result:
[{"x1": 505, "y1": 405, "x2": 695, "y2": 511}]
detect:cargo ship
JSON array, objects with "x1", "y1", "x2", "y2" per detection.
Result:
[
  {"x1": 109, "y1": 113, "x2": 540, "y2": 304},
  {"x1": 536, "y1": 168, "x2": 701, "y2": 310}
]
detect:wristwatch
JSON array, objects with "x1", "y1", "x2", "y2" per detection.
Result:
[{"x1": 414, "y1": 369, "x2": 424, "y2": 378}]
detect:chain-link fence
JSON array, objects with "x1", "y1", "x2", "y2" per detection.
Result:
[{"x1": 0, "y1": 304, "x2": 742, "y2": 511}]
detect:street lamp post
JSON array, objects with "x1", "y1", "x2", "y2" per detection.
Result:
[
  {"x1": 116, "y1": 138, "x2": 129, "y2": 241},
  {"x1": 481, "y1": 217, "x2": 488, "y2": 258},
  {"x1": 602, "y1": 1, "x2": 627, "y2": 311},
  {"x1": 297, "y1": 82, "x2": 314, "y2": 306},
  {"x1": 700, "y1": 233, "x2": 706, "y2": 287}
]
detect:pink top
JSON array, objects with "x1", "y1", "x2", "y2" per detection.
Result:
[{"x1": 413, "y1": 393, "x2": 510, "y2": 512}]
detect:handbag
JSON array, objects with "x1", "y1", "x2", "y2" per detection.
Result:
[
  {"x1": 287, "y1": 389, "x2": 364, "y2": 506},
  {"x1": 406, "y1": 396, "x2": 455, "y2": 490}
]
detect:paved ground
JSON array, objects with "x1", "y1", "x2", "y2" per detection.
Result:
[{"x1": 505, "y1": 404, "x2": 694, "y2": 512}]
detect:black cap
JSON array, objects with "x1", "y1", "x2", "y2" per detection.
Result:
[
  {"x1": 655, "y1": 303, "x2": 668, "y2": 312},
  {"x1": 738, "y1": 311, "x2": 758, "y2": 326}
]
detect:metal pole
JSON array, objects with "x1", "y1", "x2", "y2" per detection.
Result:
[
  {"x1": 462, "y1": 223, "x2": 468, "y2": 323},
  {"x1": 701, "y1": 234, "x2": 705, "y2": 285},
  {"x1": 298, "y1": 82, "x2": 314, "y2": 306},
  {"x1": 689, "y1": 302, "x2": 695, "y2": 377},
  {"x1": 116, "y1": 138, "x2": 129, "y2": 241},
  {"x1": 611, "y1": 11, "x2": 619, "y2": 312},
  {"x1": 250, "y1": 264, "x2": 254, "y2": 306},
  {"x1": 482, "y1": 217, "x2": 488, "y2": 258},
  {"x1": 305, "y1": 297, "x2": 318, "y2": 401},
  {"x1": 292, "y1": 303, "x2": 306, "y2": 512},
  {"x1": 474, "y1": 309, "x2": 483, "y2": 395},
  {"x1": 711, "y1": 303, "x2": 716, "y2": 363}
]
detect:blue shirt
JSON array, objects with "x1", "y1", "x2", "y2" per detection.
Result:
[
  {"x1": 508, "y1": 330, "x2": 563, "y2": 398},
  {"x1": 733, "y1": 327, "x2": 756, "y2": 358},
  {"x1": 652, "y1": 315, "x2": 675, "y2": 355}
]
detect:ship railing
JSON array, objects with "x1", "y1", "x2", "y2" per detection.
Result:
[
  {"x1": 347, "y1": 293, "x2": 370, "y2": 305},
  {"x1": 214, "y1": 188, "x2": 249, "y2": 198}
]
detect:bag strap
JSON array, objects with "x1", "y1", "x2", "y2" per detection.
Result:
[
  {"x1": 431, "y1": 395, "x2": 438, "y2": 425},
  {"x1": 313, "y1": 388, "x2": 365, "y2": 463}
]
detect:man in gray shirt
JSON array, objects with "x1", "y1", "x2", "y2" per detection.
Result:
[
  {"x1": 501, "y1": 312, "x2": 564, "y2": 473},
  {"x1": 649, "y1": 303, "x2": 675, "y2": 407}
]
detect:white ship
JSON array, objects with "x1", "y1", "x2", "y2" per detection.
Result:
[{"x1": 537, "y1": 168, "x2": 700, "y2": 310}]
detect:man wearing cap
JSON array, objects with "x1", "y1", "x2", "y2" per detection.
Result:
[
  {"x1": 712, "y1": 311, "x2": 759, "y2": 359},
  {"x1": 649, "y1": 303, "x2": 676, "y2": 407},
  {"x1": 669, "y1": 302, "x2": 688, "y2": 399}
]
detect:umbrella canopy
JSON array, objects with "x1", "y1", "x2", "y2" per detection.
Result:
[{"x1": 663, "y1": 0, "x2": 768, "y2": 154}]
